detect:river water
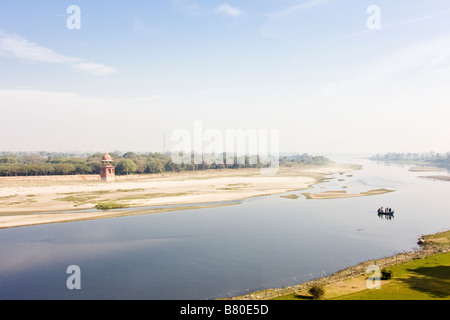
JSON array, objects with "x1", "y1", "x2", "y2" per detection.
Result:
[{"x1": 0, "y1": 155, "x2": 449, "y2": 300}]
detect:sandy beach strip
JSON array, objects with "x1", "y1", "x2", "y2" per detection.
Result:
[
  {"x1": 302, "y1": 189, "x2": 395, "y2": 200},
  {"x1": 0, "y1": 163, "x2": 359, "y2": 229}
]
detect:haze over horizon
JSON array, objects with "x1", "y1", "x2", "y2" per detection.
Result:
[{"x1": 1, "y1": 1, "x2": 450, "y2": 154}]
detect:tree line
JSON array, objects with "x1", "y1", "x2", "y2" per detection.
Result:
[
  {"x1": 370, "y1": 151, "x2": 450, "y2": 168},
  {"x1": 0, "y1": 151, "x2": 330, "y2": 177}
]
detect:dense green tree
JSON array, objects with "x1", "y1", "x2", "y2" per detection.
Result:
[
  {"x1": 0, "y1": 157, "x2": 18, "y2": 164},
  {"x1": 123, "y1": 152, "x2": 137, "y2": 159},
  {"x1": 53, "y1": 163, "x2": 77, "y2": 175},
  {"x1": 144, "y1": 160, "x2": 165, "y2": 174},
  {"x1": 164, "y1": 160, "x2": 181, "y2": 172},
  {"x1": 116, "y1": 159, "x2": 137, "y2": 175}
]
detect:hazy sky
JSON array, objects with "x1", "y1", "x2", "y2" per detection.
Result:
[{"x1": 1, "y1": 0, "x2": 449, "y2": 154}]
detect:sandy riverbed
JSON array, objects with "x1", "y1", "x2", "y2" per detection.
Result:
[{"x1": 0, "y1": 163, "x2": 359, "y2": 228}]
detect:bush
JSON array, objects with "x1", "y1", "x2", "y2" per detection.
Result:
[
  {"x1": 95, "y1": 202, "x2": 127, "y2": 210},
  {"x1": 381, "y1": 269, "x2": 394, "y2": 280},
  {"x1": 308, "y1": 284, "x2": 325, "y2": 300}
]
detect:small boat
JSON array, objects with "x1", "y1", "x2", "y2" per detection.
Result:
[{"x1": 378, "y1": 209, "x2": 394, "y2": 215}]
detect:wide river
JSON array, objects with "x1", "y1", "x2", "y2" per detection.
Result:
[{"x1": 0, "y1": 155, "x2": 449, "y2": 300}]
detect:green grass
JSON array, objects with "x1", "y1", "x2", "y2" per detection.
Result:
[
  {"x1": 338, "y1": 252, "x2": 450, "y2": 300},
  {"x1": 116, "y1": 188, "x2": 145, "y2": 192},
  {"x1": 54, "y1": 191, "x2": 193, "y2": 209},
  {"x1": 0, "y1": 194, "x2": 18, "y2": 199},
  {"x1": 95, "y1": 201, "x2": 128, "y2": 210},
  {"x1": 90, "y1": 190, "x2": 110, "y2": 195},
  {"x1": 274, "y1": 251, "x2": 450, "y2": 300},
  {"x1": 217, "y1": 183, "x2": 252, "y2": 191},
  {"x1": 55, "y1": 195, "x2": 98, "y2": 203}
]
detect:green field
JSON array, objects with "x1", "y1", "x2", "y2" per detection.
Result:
[
  {"x1": 273, "y1": 230, "x2": 450, "y2": 300},
  {"x1": 339, "y1": 252, "x2": 450, "y2": 300},
  {"x1": 274, "y1": 251, "x2": 449, "y2": 300}
]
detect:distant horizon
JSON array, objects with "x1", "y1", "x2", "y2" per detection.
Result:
[{"x1": 1, "y1": 149, "x2": 448, "y2": 157}]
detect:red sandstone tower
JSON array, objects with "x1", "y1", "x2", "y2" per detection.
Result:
[{"x1": 100, "y1": 153, "x2": 115, "y2": 182}]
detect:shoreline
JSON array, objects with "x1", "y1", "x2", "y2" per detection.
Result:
[
  {"x1": 0, "y1": 163, "x2": 361, "y2": 229},
  {"x1": 224, "y1": 229, "x2": 450, "y2": 300}
]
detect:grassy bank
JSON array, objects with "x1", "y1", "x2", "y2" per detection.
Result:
[
  {"x1": 275, "y1": 230, "x2": 450, "y2": 300},
  {"x1": 275, "y1": 251, "x2": 449, "y2": 300},
  {"x1": 227, "y1": 230, "x2": 450, "y2": 300}
]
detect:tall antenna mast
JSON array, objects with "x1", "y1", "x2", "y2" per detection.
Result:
[{"x1": 163, "y1": 133, "x2": 166, "y2": 154}]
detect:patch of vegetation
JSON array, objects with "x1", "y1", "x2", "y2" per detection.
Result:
[
  {"x1": 90, "y1": 190, "x2": 110, "y2": 195},
  {"x1": 227, "y1": 183, "x2": 251, "y2": 187},
  {"x1": 381, "y1": 268, "x2": 394, "y2": 280},
  {"x1": 7, "y1": 202, "x2": 23, "y2": 206},
  {"x1": 421, "y1": 230, "x2": 450, "y2": 252},
  {"x1": 0, "y1": 194, "x2": 18, "y2": 199},
  {"x1": 116, "y1": 188, "x2": 145, "y2": 192},
  {"x1": 95, "y1": 202, "x2": 127, "y2": 210},
  {"x1": 218, "y1": 183, "x2": 252, "y2": 191},
  {"x1": 308, "y1": 284, "x2": 325, "y2": 300},
  {"x1": 55, "y1": 195, "x2": 98, "y2": 203}
]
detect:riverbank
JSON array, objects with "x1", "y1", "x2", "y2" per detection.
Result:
[
  {"x1": 226, "y1": 230, "x2": 450, "y2": 300},
  {"x1": 0, "y1": 163, "x2": 360, "y2": 229}
]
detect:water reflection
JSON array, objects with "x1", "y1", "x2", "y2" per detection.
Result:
[{"x1": 378, "y1": 213, "x2": 395, "y2": 220}]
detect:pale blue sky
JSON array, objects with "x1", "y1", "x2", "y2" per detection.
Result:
[{"x1": 1, "y1": 0, "x2": 450, "y2": 154}]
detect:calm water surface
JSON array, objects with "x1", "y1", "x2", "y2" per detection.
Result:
[{"x1": 0, "y1": 156, "x2": 449, "y2": 299}]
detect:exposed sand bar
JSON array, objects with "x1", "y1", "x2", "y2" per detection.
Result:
[
  {"x1": 0, "y1": 163, "x2": 359, "y2": 228},
  {"x1": 408, "y1": 166, "x2": 446, "y2": 172},
  {"x1": 302, "y1": 189, "x2": 395, "y2": 200},
  {"x1": 419, "y1": 175, "x2": 450, "y2": 182},
  {"x1": 0, "y1": 203, "x2": 240, "y2": 229}
]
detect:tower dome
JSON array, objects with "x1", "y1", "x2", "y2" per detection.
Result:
[{"x1": 102, "y1": 153, "x2": 113, "y2": 162}]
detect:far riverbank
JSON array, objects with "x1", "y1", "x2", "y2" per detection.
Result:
[{"x1": 0, "y1": 163, "x2": 362, "y2": 229}]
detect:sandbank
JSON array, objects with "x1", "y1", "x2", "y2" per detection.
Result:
[
  {"x1": 302, "y1": 188, "x2": 395, "y2": 200},
  {"x1": 419, "y1": 175, "x2": 450, "y2": 182},
  {"x1": 0, "y1": 163, "x2": 359, "y2": 229},
  {"x1": 408, "y1": 166, "x2": 446, "y2": 172}
]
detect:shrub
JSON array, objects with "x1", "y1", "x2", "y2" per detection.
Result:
[
  {"x1": 381, "y1": 269, "x2": 394, "y2": 280},
  {"x1": 308, "y1": 284, "x2": 325, "y2": 300},
  {"x1": 95, "y1": 202, "x2": 126, "y2": 210}
]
